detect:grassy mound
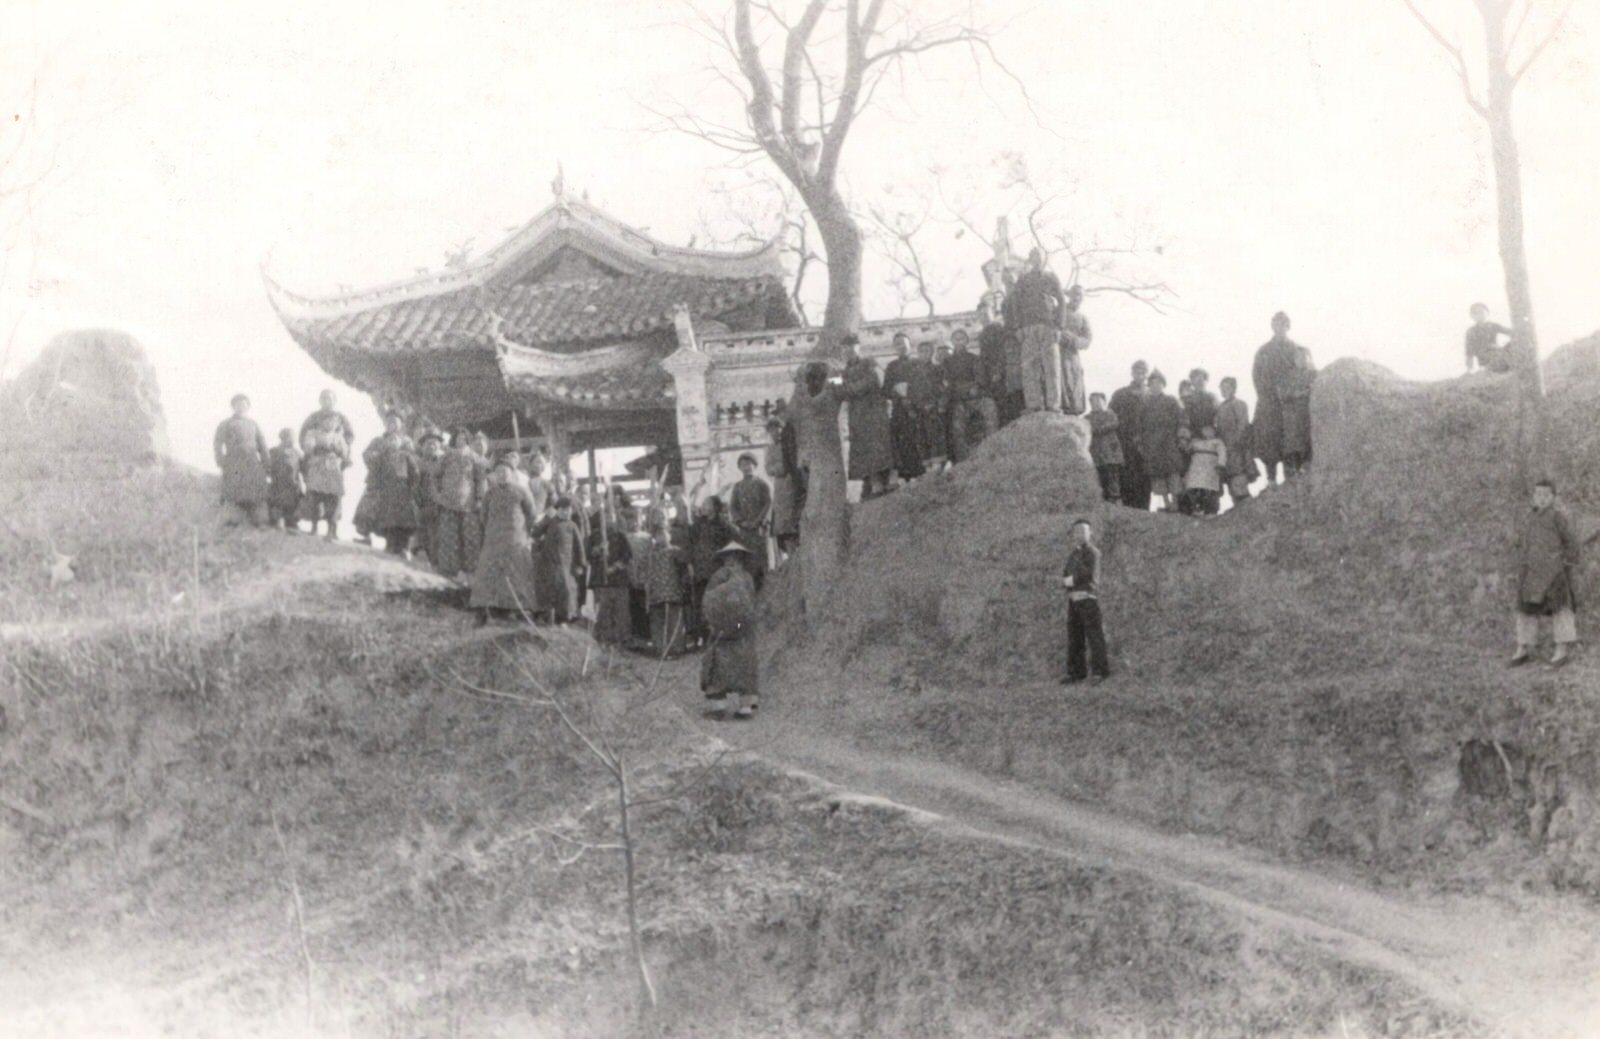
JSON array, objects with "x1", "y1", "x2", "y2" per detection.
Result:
[{"x1": 765, "y1": 336, "x2": 1600, "y2": 890}]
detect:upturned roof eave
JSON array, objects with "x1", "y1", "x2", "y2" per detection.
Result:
[{"x1": 261, "y1": 194, "x2": 783, "y2": 322}]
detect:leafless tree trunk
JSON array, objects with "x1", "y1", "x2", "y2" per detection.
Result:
[
  {"x1": 659, "y1": 0, "x2": 1021, "y2": 616},
  {"x1": 1401, "y1": 0, "x2": 1574, "y2": 472}
]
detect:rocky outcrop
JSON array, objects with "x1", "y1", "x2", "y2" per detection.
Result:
[{"x1": 0, "y1": 330, "x2": 171, "y2": 463}]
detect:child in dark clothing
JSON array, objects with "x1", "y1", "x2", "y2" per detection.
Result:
[
  {"x1": 1086, "y1": 392, "x2": 1123, "y2": 503},
  {"x1": 1061, "y1": 518, "x2": 1111, "y2": 683}
]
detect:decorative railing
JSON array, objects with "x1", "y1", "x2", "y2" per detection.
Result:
[{"x1": 695, "y1": 311, "x2": 984, "y2": 367}]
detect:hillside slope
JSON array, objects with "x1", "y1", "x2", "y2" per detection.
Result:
[{"x1": 764, "y1": 335, "x2": 1600, "y2": 890}]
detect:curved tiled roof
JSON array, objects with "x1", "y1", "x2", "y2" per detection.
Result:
[{"x1": 278, "y1": 271, "x2": 785, "y2": 355}]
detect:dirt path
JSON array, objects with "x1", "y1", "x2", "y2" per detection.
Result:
[
  {"x1": 699, "y1": 710, "x2": 1600, "y2": 1039},
  {"x1": 0, "y1": 549, "x2": 454, "y2": 643}
]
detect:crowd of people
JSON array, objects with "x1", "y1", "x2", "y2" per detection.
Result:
[
  {"x1": 213, "y1": 389, "x2": 768, "y2": 718},
  {"x1": 212, "y1": 271, "x2": 1562, "y2": 702},
  {"x1": 839, "y1": 251, "x2": 1319, "y2": 516}
]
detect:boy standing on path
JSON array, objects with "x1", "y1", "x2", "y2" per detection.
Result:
[{"x1": 1061, "y1": 518, "x2": 1112, "y2": 684}]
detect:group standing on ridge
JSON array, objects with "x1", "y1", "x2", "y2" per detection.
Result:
[
  {"x1": 212, "y1": 250, "x2": 1578, "y2": 701},
  {"x1": 836, "y1": 253, "x2": 1318, "y2": 517}
]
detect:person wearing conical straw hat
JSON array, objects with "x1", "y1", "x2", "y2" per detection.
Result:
[{"x1": 700, "y1": 542, "x2": 760, "y2": 720}]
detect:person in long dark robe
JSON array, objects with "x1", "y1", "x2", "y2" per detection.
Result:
[
  {"x1": 1215, "y1": 378, "x2": 1254, "y2": 506},
  {"x1": 1110, "y1": 361, "x2": 1151, "y2": 510},
  {"x1": 841, "y1": 334, "x2": 893, "y2": 498},
  {"x1": 266, "y1": 428, "x2": 303, "y2": 533},
  {"x1": 622, "y1": 506, "x2": 653, "y2": 643},
  {"x1": 883, "y1": 335, "x2": 927, "y2": 484},
  {"x1": 701, "y1": 542, "x2": 760, "y2": 720},
  {"x1": 1510, "y1": 480, "x2": 1580, "y2": 669},
  {"x1": 587, "y1": 506, "x2": 633, "y2": 645},
  {"x1": 432, "y1": 428, "x2": 488, "y2": 579},
  {"x1": 776, "y1": 403, "x2": 806, "y2": 537},
  {"x1": 914, "y1": 340, "x2": 949, "y2": 471},
  {"x1": 470, "y1": 452, "x2": 539, "y2": 620},
  {"x1": 1251, "y1": 311, "x2": 1317, "y2": 483},
  {"x1": 361, "y1": 413, "x2": 421, "y2": 556},
  {"x1": 533, "y1": 497, "x2": 584, "y2": 624},
  {"x1": 687, "y1": 494, "x2": 737, "y2": 649},
  {"x1": 728, "y1": 453, "x2": 772, "y2": 589},
  {"x1": 214, "y1": 394, "x2": 271, "y2": 527},
  {"x1": 413, "y1": 431, "x2": 445, "y2": 562},
  {"x1": 1183, "y1": 368, "x2": 1219, "y2": 435},
  {"x1": 1139, "y1": 371, "x2": 1186, "y2": 513},
  {"x1": 764, "y1": 418, "x2": 799, "y2": 559},
  {"x1": 643, "y1": 521, "x2": 689, "y2": 656}
]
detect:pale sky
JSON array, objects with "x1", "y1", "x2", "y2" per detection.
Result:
[{"x1": 2, "y1": 0, "x2": 1595, "y2": 472}]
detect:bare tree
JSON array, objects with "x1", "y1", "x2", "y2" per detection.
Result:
[
  {"x1": 935, "y1": 151, "x2": 1175, "y2": 314},
  {"x1": 865, "y1": 197, "x2": 951, "y2": 317},
  {"x1": 1400, "y1": 0, "x2": 1576, "y2": 469},
  {"x1": 697, "y1": 173, "x2": 824, "y2": 324},
  {"x1": 657, "y1": 0, "x2": 1023, "y2": 614}
]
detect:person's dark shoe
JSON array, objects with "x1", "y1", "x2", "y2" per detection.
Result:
[
  {"x1": 1061, "y1": 676, "x2": 1084, "y2": 685},
  {"x1": 1507, "y1": 652, "x2": 1533, "y2": 668},
  {"x1": 1091, "y1": 672, "x2": 1112, "y2": 683},
  {"x1": 704, "y1": 690, "x2": 728, "y2": 701},
  {"x1": 732, "y1": 706, "x2": 755, "y2": 720}
]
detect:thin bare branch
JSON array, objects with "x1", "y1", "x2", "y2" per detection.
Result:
[
  {"x1": 1511, "y1": 0, "x2": 1575, "y2": 82},
  {"x1": 1400, "y1": 0, "x2": 1490, "y2": 116}
]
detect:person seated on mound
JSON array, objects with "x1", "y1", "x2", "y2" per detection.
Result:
[
  {"x1": 1465, "y1": 302, "x2": 1514, "y2": 374},
  {"x1": 1510, "y1": 479, "x2": 1580, "y2": 670},
  {"x1": 1181, "y1": 425, "x2": 1226, "y2": 516},
  {"x1": 1060, "y1": 518, "x2": 1111, "y2": 684}
]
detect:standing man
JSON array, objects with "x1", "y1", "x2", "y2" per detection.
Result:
[
  {"x1": 1110, "y1": 361, "x2": 1151, "y2": 510},
  {"x1": 884, "y1": 334, "x2": 926, "y2": 484},
  {"x1": 1465, "y1": 302, "x2": 1514, "y2": 374},
  {"x1": 298, "y1": 388, "x2": 355, "y2": 455},
  {"x1": 1510, "y1": 479, "x2": 1581, "y2": 669},
  {"x1": 1059, "y1": 285, "x2": 1093, "y2": 416},
  {"x1": 214, "y1": 394, "x2": 271, "y2": 527},
  {"x1": 1087, "y1": 393, "x2": 1124, "y2": 503},
  {"x1": 1012, "y1": 247, "x2": 1065, "y2": 412},
  {"x1": 1251, "y1": 311, "x2": 1317, "y2": 483},
  {"x1": 1139, "y1": 370, "x2": 1185, "y2": 513},
  {"x1": 728, "y1": 453, "x2": 773, "y2": 590},
  {"x1": 912, "y1": 340, "x2": 948, "y2": 472},
  {"x1": 1183, "y1": 368, "x2": 1218, "y2": 435},
  {"x1": 944, "y1": 328, "x2": 994, "y2": 463},
  {"x1": 1214, "y1": 377, "x2": 1253, "y2": 506},
  {"x1": 841, "y1": 333, "x2": 894, "y2": 499},
  {"x1": 1061, "y1": 518, "x2": 1112, "y2": 684}
]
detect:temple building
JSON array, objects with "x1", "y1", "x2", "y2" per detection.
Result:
[{"x1": 267, "y1": 183, "x2": 992, "y2": 490}]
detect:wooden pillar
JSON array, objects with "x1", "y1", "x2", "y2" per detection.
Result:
[{"x1": 586, "y1": 447, "x2": 598, "y2": 487}]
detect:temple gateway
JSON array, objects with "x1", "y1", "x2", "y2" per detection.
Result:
[{"x1": 266, "y1": 186, "x2": 989, "y2": 490}]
